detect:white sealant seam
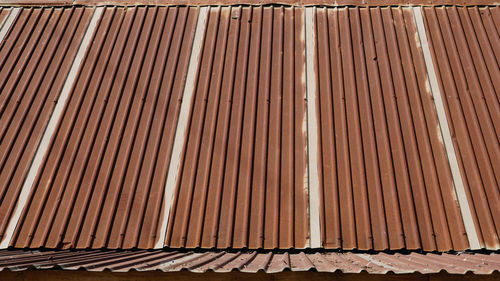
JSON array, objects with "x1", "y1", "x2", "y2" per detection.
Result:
[
  {"x1": 154, "y1": 7, "x2": 209, "y2": 249},
  {"x1": 0, "y1": 7, "x2": 104, "y2": 249},
  {"x1": 412, "y1": 6, "x2": 481, "y2": 250},
  {"x1": 300, "y1": 8, "x2": 310, "y2": 248},
  {"x1": 0, "y1": 8, "x2": 20, "y2": 45},
  {"x1": 305, "y1": 7, "x2": 322, "y2": 249}
]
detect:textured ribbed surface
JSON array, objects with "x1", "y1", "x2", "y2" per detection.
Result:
[
  {"x1": 166, "y1": 6, "x2": 309, "y2": 250},
  {"x1": 3, "y1": 0, "x2": 500, "y2": 7},
  {"x1": 314, "y1": 6, "x2": 469, "y2": 252},
  {"x1": 0, "y1": 4, "x2": 498, "y2": 252},
  {"x1": 423, "y1": 6, "x2": 500, "y2": 250},
  {"x1": 0, "y1": 7, "x2": 94, "y2": 243},
  {"x1": 10, "y1": 6, "x2": 199, "y2": 249},
  {"x1": 0, "y1": 249, "x2": 499, "y2": 274}
]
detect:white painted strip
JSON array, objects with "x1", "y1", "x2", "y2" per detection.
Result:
[
  {"x1": 0, "y1": 8, "x2": 20, "y2": 45},
  {"x1": 0, "y1": 7, "x2": 104, "y2": 249},
  {"x1": 413, "y1": 6, "x2": 481, "y2": 250},
  {"x1": 154, "y1": 7, "x2": 209, "y2": 249},
  {"x1": 305, "y1": 7, "x2": 322, "y2": 249},
  {"x1": 300, "y1": 7, "x2": 310, "y2": 248}
]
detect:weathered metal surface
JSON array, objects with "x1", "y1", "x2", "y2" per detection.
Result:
[
  {"x1": 423, "y1": 6, "x2": 500, "y2": 250},
  {"x1": 0, "y1": 5, "x2": 498, "y2": 252},
  {"x1": 9, "y1": 6, "x2": 199, "y2": 249},
  {"x1": 165, "y1": 6, "x2": 310, "y2": 250},
  {"x1": 0, "y1": 6, "x2": 94, "y2": 244},
  {"x1": 0, "y1": 249, "x2": 499, "y2": 274},
  {"x1": 314, "y1": 6, "x2": 471, "y2": 251}
]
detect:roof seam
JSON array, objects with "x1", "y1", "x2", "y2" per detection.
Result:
[
  {"x1": 0, "y1": 8, "x2": 19, "y2": 46},
  {"x1": 412, "y1": 6, "x2": 481, "y2": 250},
  {"x1": 154, "y1": 6, "x2": 209, "y2": 249},
  {"x1": 0, "y1": 6, "x2": 103, "y2": 249},
  {"x1": 304, "y1": 6, "x2": 321, "y2": 249}
]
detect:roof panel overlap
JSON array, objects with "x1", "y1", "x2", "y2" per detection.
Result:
[{"x1": 314, "y1": 6, "x2": 470, "y2": 252}]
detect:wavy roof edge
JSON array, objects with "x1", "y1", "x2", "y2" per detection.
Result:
[
  {"x1": 0, "y1": 249, "x2": 499, "y2": 274},
  {"x1": 0, "y1": 1, "x2": 499, "y2": 6}
]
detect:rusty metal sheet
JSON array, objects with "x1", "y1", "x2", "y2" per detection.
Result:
[
  {"x1": 9, "y1": 6, "x2": 199, "y2": 249},
  {"x1": 0, "y1": 249, "x2": 499, "y2": 274},
  {"x1": 423, "y1": 6, "x2": 500, "y2": 250},
  {"x1": 314, "y1": 6, "x2": 470, "y2": 252},
  {"x1": 0, "y1": 7, "x2": 94, "y2": 244},
  {"x1": 166, "y1": 6, "x2": 309, "y2": 250},
  {"x1": 0, "y1": 4, "x2": 498, "y2": 252}
]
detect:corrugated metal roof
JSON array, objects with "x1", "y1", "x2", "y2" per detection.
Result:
[
  {"x1": 0, "y1": 249, "x2": 499, "y2": 274},
  {"x1": 0, "y1": 6, "x2": 94, "y2": 244},
  {"x1": 0, "y1": 4, "x2": 497, "y2": 254},
  {"x1": 166, "y1": 6, "x2": 310, "y2": 250},
  {"x1": 313, "y1": 6, "x2": 470, "y2": 252},
  {"x1": 9, "y1": 6, "x2": 200, "y2": 249},
  {"x1": 423, "y1": 6, "x2": 500, "y2": 250}
]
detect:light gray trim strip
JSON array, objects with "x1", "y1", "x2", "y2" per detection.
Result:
[
  {"x1": 0, "y1": 8, "x2": 20, "y2": 45},
  {"x1": 305, "y1": 6, "x2": 322, "y2": 249},
  {"x1": 0, "y1": 7, "x2": 104, "y2": 248},
  {"x1": 154, "y1": 6, "x2": 209, "y2": 249},
  {"x1": 413, "y1": 6, "x2": 481, "y2": 250}
]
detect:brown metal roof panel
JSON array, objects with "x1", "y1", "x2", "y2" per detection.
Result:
[
  {"x1": 23, "y1": 7, "x2": 125, "y2": 249},
  {"x1": 0, "y1": 7, "x2": 93, "y2": 243},
  {"x1": 10, "y1": 6, "x2": 199, "y2": 249},
  {"x1": 315, "y1": 6, "x2": 470, "y2": 252},
  {"x1": 166, "y1": 6, "x2": 309, "y2": 250},
  {"x1": 423, "y1": 6, "x2": 500, "y2": 250}
]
